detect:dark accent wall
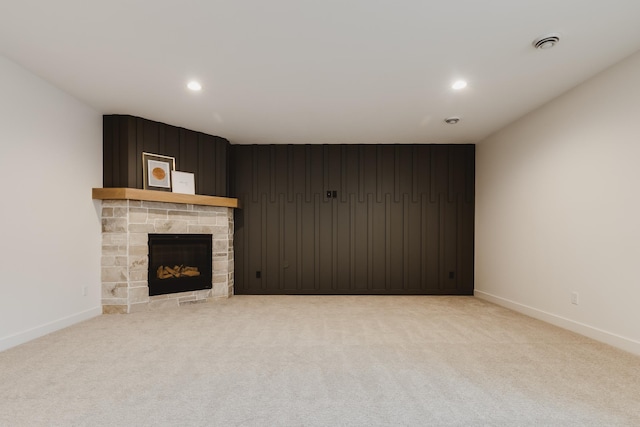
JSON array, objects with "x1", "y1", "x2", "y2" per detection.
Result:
[
  {"x1": 230, "y1": 144, "x2": 475, "y2": 295},
  {"x1": 103, "y1": 115, "x2": 229, "y2": 196}
]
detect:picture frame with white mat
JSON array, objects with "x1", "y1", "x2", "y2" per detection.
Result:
[{"x1": 142, "y1": 152, "x2": 175, "y2": 191}]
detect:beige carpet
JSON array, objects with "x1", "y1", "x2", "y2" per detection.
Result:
[{"x1": 0, "y1": 296, "x2": 638, "y2": 426}]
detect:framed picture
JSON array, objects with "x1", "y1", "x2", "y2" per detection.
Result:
[
  {"x1": 142, "y1": 152, "x2": 175, "y2": 191},
  {"x1": 171, "y1": 171, "x2": 196, "y2": 195}
]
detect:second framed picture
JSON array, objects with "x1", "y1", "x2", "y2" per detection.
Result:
[{"x1": 142, "y1": 152, "x2": 175, "y2": 191}]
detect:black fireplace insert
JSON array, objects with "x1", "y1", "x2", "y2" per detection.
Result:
[{"x1": 147, "y1": 234, "x2": 213, "y2": 296}]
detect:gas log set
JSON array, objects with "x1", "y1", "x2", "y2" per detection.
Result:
[{"x1": 156, "y1": 265, "x2": 201, "y2": 279}]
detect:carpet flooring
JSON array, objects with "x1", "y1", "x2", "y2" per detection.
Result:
[{"x1": 0, "y1": 295, "x2": 638, "y2": 426}]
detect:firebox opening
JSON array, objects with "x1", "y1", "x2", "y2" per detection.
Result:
[{"x1": 148, "y1": 234, "x2": 213, "y2": 296}]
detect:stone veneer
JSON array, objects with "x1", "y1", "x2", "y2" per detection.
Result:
[{"x1": 100, "y1": 199, "x2": 234, "y2": 313}]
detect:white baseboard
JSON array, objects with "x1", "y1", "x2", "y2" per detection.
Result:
[
  {"x1": 0, "y1": 307, "x2": 102, "y2": 353},
  {"x1": 475, "y1": 290, "x2": 640, "y2": 356}
]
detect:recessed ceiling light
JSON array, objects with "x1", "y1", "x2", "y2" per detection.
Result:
[
  {"x1": 444, "y1": 117, "x2": 460, "y2": 124},
  {"x1": 187, "y1": 81, "x2": 202, "y2": 91},
  {"x1": 452, "y1": 80, "x2": 467, "y2": 90}
]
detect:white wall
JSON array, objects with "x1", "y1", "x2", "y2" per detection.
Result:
[
  {"x1": 476, "y1": 50, "x2": 640, "y2": 355},
  {"x1": 0, "y1": 55, "x2": 103, "y2": 352}
]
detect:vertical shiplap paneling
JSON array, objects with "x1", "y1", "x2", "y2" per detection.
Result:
[
  {"x1": 102, "y1": 116, "x2": 115, "y2": 187},
  {"x1": 179, "y1": 128, "x2": 198, "y2": 176},
  {"x1": 366, "y1": 193, "x2": 374, "y2": 291},
  {"x1": 231, "y1": 144, "x2": 474, "y2": 295},
  {"x1": 215, "y1": 138, "x2": 228, "y2": 195},
  {"x1": 265, "y1": 192, "x2": 280, "y2": 290},
  {"x1": 102, "y1": 115, "x2": 229, "y2": 197},
  {"x1": 163, "y1": 125, "x2": 180, "y2": 164},
  {"x1": 439, "y1": 192, "x2": 458, "y2": 291},
  {"x1": 260, "y1": 193, "x2": 268, "y2": 292},
  {"x1": 140, "y1": 117, "x2": 159, "y2": 154},
  {"x1": 388, "y1": 194, "x2": 403, "y2": 291},
  {"x1": 299, "y1": 193, "x2": 316, "y2": 292},
  {"x1": 424, "y1": 194, "x2": 440, "y2": 292},
  {"x1": 335, "y1": 198, "x2": 350, "y2": 291},
  {"x1": 125, "y1": 116, "x2": 137, "y2": 188},
  {"x1": 353, "y1": 195, "x2": 369, "y2": 292},
  {"x1": 197, "y1": 134, "x2": 214, "y2": 195},
  {"x1": 318, "y1": 193, "x2": 333, "y2": 290},
  {"x1": 405, "y1": 194, "x2": 422, "y2": 292}
]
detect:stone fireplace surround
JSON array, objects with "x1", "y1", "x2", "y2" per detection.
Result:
[{"x1": 93, "y1": 188, "x2": 238, "y2": 314}]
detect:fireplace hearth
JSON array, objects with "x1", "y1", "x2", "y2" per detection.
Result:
[{"x1": 148, "y1": 234, "x2": 213, "y2": 296}]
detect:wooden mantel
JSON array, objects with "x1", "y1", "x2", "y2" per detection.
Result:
[{"x1": 92, "y1": 188, "x2": 240, "y2": 209}]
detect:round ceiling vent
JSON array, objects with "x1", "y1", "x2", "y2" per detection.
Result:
[
  {"x1": 532, "y1": 33, "x2": 561, "y2": 49},
  {"x1": 444, "y1": 117, "x2": 460, "y2": 124}
]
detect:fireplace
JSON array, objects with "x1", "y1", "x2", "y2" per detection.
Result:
[
  {"x1": 148, "y1": 234, "x2": 213, "y2": 296},
  {"x1": 95, "y1": 190, "x2": 237, "y2": 314}
]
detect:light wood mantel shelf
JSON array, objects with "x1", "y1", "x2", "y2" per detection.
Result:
[{"x1": 92, "y1": 188, "x2": 240, "y2": 208}]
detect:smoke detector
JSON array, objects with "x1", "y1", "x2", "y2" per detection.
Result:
[
  {"x1": 444, "y1": 117, "x2": 460, "y2": 124},
  {"x1": 532, "y1": 33, "x2": 561, "y2": 50}
]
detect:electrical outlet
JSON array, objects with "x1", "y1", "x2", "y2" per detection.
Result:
[
  {"x1": 82, "y1": 286, "x2": 88, "y2": 296},
  {"x1": 571, "y1": 292, "x2": 579, "y2": 305}
]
